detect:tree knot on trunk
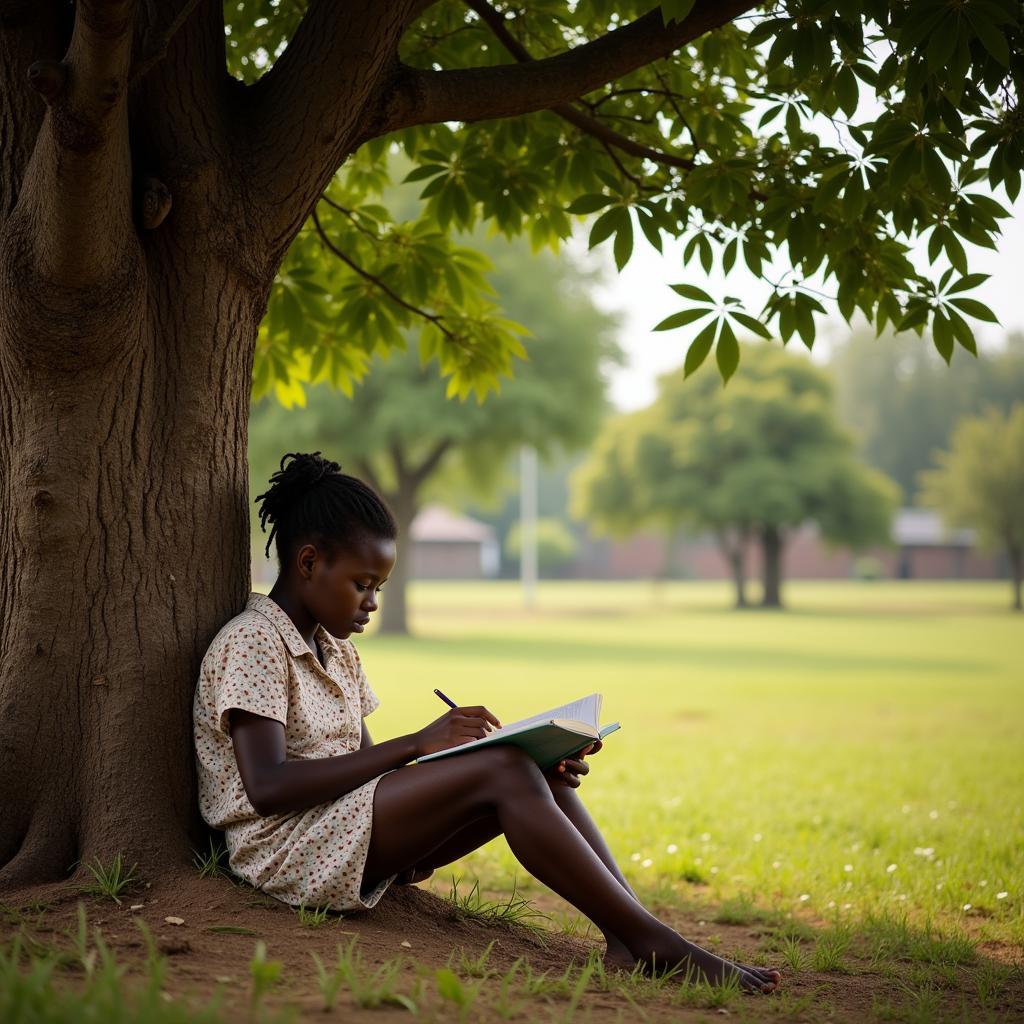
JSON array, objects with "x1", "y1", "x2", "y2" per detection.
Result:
[
  {"x1": 136, "y1": 176, "x2": 172, "y2": 230},
  {"x1": 26, "y1": 61, "x2": 68, "y2": 106}
]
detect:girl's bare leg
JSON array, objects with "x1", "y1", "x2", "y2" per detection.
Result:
[{"x1": 364, "y1": 746, "x2": 776, "y2": 992}]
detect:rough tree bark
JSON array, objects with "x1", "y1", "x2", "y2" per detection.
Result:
[
  {"x1": 759, "y1": 524, "x2": 784, "y2": 609},
  {"x1": 0, "y1": 0, "x2": 424, "y2": 889},
  {"x1": 0, "y1": 0, "x2": 757, "y2": 889}
]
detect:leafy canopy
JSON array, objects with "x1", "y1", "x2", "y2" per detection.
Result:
[
  {"x1": 248, "y1": 236, "x2": 620, "y2": 509},
  {"x1": 571, "y1": 344, "x2": 899, "y2": 545},
  {"x1": 226, "y1": 1, "x2": 1024, "y2": 395}
]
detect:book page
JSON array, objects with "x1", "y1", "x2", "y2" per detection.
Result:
[{"x1": 499, "y1": 693, "x2": 601, "y2": 733}]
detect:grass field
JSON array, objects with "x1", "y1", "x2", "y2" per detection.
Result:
[
  {"x1": 364, "y1": 581, "x2": 1024, "y2": 946},
  {"x1": 4, "y1": 580, "x2": 1022, "y2": 1022}
]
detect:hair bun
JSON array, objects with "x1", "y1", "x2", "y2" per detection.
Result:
[{"x1": 278, "y1": 451, "x2": 341, "y2": 491}]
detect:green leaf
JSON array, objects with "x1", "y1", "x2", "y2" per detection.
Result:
[
  {"x1": 613, "y1": 214, "x2": 634, "y2": 271},
  {"x1": 669, "y1": 283, "x2": 715, "y2": 304},
  {"x1": 654, "y1": 308, "x2": 711, "y2": 332},
  {"x1": 566, "y1": 193, "x2": 614, "y2": 215},
  {"x1": 945, "y1": 272, "x2": 989, "y2": 295},
  {"x1": 948, "y1": 297, "x2": 999, "y2": 322},
  {"x1": 715, "y1": 319, "x2": 740, "y2": 382},
  {"x1": 729, "y1": 310, "x2": 772, "y2": 339},
  {"x1": 588, "y1": 207, "x2": 622, "y2": 249},
  {"x1": 402, "y1": 164, "x2": 448, "y2": 183},
  {"x1": 965, "y1": 10, "x2": 1011, "y2": 66},
  {"x1": 932, "y1": 313, "x2": 954, "y2": 364},
  {"x1": 835, "y1": 64, "x2": 859, "y2": 117},
  {"x1": 684, "y1": 318, "x2": 718, "y2": 378}
]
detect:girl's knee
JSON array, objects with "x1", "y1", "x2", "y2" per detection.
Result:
[{"x1": 478, "y1": 745, "x2": 546, "y2": 793}]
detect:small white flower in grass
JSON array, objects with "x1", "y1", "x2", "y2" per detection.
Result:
[
  {"x1": 666, "y1": 843, "x2": 678, "y2": 854},
  {"x1": 630, "y1": 853, "x2": 641, "y2": 862},
  {"x1": 929, "y1": 809, "x2": 939, "y2": 820},
  {"x1": 842, "y1": 903, "x2": 853, "y2": 911},
  {"x1": 710, "y1": 866, "x2": 719, "y2": 875},
  {"x1": 798, "y1": 894, "x2": 810, "y2": 902},
  {"x1": 936, "y1": 883, "x2": 944, "y2": 890},
  {"x1": 897, "y1": 894, "x2": 907, "y2": 901},
  {"x1": 772, "y1": 860, "x2": 781, "y2": 869},
  {"x1": 642, "y1": 858, "x2": 653, "y2": 868},
  {"x1": 963, "y1": 903, "x2": 972, "y2": 911},
  {"x1": 694, "y1": 857, "x2": 703, "y2": 865},
  {"x1": 827, "y1": 900, "x2": 836, "y2": 909},
  {"x1": 979, "y1": 880, "x2": 988, "y2": 887},
  {"x1": 886, "y1": 864, "x2": 898, "y2": 873},
  {"x1": 996, "y1": 892, "x2": 1008, "y2": 900},
  {"x1": 812, "y1": 815, "x2": 822, "y2": 825},
  {"x1": 845, "y1": 881, "x2": 853, "y2": 890},
  {"x1": 700, "y1": 832, "x2": 711, "y2": 841},
  {"x1": 753, "y1": 833, "x2": 762, "y2": 842},
  {"x1": 901, "y1": 804, "x2": 911, "y2": 814},
  {"x1": 844, "y1": 864, "x2": 853, "y2": 872}
]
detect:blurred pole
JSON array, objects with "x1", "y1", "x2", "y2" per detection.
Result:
[{"x1": 520, "y1": 445, "x2": 538, "y2": 608}]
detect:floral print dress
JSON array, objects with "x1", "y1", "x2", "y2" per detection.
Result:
[{"x1": 193, "y1": 592, "x2": 394, "y2": 911}]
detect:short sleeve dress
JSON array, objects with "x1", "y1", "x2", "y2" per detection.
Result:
[{"x1": 193, "y1": 592, "x2": 394, "y2": 912}]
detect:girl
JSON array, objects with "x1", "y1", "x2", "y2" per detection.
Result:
[{"x1": 193, "y1": 452, "x2": 779, "y2": 993}]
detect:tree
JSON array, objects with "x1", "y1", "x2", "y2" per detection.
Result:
[
  {"x1": 572, "y1": 345, "x2": 899, "y2": 607},
  {"x1": 920, "y1": 406, "x2": 1024, "y2": 610},
  {"x1": 249, "y1": 238, "x2": 617, "y2": 634},
  {"x1": 829, "y1": 330, "x2": 1024, "y2": 496},
  {"x1": 1, "y1": 1, "x2": 1021, "y2": 887}
]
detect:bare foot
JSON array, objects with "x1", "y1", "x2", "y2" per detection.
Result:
[{"x1": 607, "y1": 926, "x2": 779, "y2": 993}]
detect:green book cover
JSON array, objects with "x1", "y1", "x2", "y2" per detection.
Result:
[{"x1": 417, "y1": 693, "x2": 620, "y2": 771}]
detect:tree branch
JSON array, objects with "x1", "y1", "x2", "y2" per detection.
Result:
[
  {"x1": 382, "y1": 1, "x2": 758, "y2": 133},
  {"x1": 462, "y1": 0, "x2": 694, "y2": 172},
  {"x1": 14, "y1": 0, "x2": 139, "y2": 290},
  {"x1": 243, "y1": 1, "x2": 426, "y2": 262},
  {"x1": 411, "y1": 438, "x2": 452, "y2": 488},
  {"x1": 310, "y1": 207, "x2": 455, "y2": 341}
]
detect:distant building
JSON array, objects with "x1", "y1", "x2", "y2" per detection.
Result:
[
  {"x1": 568, "y1": 508, "x2": 1005, "y2": 581},
  {"x1": 409, "y1": 505, "x2": 500, "y2": 579}
]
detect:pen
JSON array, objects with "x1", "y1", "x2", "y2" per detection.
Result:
[{"x1": 433, "y1": 688, "x2": 458, "y2": 709}]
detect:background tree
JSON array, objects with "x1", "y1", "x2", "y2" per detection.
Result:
[
  {"x1": 572, "y1": 345, "x2": 899, "y2": 608},
  {"x1": 920, "y1": 406, "x2": 1024, "y2": 610},
  {"x1": 829, "y1": 330, "x2": 1024, "y2": 496},
  {"x1": 2, "y1": 0, "x2": 1022, "y2": 887},
  {"x1": 249, "y1": 238, "x2": 618, "y2": 634}
]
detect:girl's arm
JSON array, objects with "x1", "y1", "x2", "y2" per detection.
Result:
[{"x1": 229, "y1": 706, "x2": 499, "y2": 817}]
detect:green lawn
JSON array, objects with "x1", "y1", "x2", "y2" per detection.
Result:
[{"x1": 363, "y1": 580, "x2": 1024, "y2": 946}]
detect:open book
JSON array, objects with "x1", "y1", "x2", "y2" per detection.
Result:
[{"x1": 417, "y1": 693, "x2": 620, "y2": 771}]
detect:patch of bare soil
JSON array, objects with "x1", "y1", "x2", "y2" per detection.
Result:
[{"x1": 3, "y1": 869, "x2": 1023, "y2": 1022}]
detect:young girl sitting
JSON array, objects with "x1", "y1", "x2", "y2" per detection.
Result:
[{"x1": 193, "y1": 451, "x2": 780, "y2": 993}]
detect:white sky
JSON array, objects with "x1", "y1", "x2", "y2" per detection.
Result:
[{"x1": 588, "y1": 197, "x2": 1024, "y2": 412}]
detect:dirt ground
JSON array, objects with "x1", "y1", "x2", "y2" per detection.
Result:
[{"x1": 2, "y1": 869, "x2": 1023, "y2": 1022}]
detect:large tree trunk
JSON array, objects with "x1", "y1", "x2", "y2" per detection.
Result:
[
  {"x1": 0, "y1": 0, "x2": 416, "y2": 889},
  {"x1": 759, "y1": 524, "x2": 784, "y2": 609}
]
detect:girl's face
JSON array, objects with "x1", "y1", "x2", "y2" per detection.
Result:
[{"x1": 300, "y1": 534, "x2": 396, "y2": 639}]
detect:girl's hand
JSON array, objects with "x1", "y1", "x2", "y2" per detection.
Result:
[
  {"x1": 414, "y1": 706, "x2": 501, "y2": 758},
  {"x1": 547, "y1": 741, "x2": 601, "y2": 788}
]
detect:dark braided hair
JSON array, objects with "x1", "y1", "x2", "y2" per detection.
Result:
[{"x1": 255, "y1": 452, "x2": 396, "y2": 565}]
